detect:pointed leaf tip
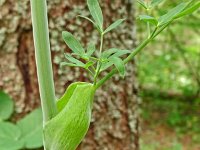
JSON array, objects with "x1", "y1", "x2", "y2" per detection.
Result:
[
  {"x1": 104, "y1": 19, "x2": 126, "y2": 34},
  {"x1": 87, "y1": 0, "x2": 103, "y2": 31},
  {"x1": 62, "y1": 31, "x2": 85, "y2": 55}
]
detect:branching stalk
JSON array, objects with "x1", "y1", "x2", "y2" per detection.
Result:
[
  {"x1": 95, "y1": 23, "x2": 170, "y2": 89},
  {"x1": 30, "y1": 0, "x2": 57, "y2": 123}
]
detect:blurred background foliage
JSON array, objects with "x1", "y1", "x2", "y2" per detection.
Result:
[{"x1": 136, "y1": 0, "x2": 200, "y2": 149}]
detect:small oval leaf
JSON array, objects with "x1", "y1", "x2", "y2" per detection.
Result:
[{"x1": 62, "y1": 31, "x2": 85, "y2": 55}]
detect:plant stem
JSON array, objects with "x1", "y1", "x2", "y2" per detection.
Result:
[
  {"x1": 95, "y1": 38, "x2": 151, "y2": 89},
  {"x1": 93, "y1": 34, "x2": 104, "y2": 84},
  {"x1": 147, "y1": 22, "x2": 151, "y2": 38},
  {"x1": 123, "y1": 38, "x2": 151, "y2": 64},
  {"x1": 30, "y1": 0, "x2": 57, "y2": 123},
  {"x1": 100, "y1": 34, "x2": 104, "y2": 54},
  {"x1": 95, "y1": 23, "x2": 171, "y2": 89}
]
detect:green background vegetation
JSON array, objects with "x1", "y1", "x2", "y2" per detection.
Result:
[{"x1": 136, "y1": 0, "x2": 200, "y2": 149}]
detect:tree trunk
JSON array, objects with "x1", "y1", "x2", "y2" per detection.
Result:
[{"x1": 0, "y1": 0, "x2": 139, "y2": 149}]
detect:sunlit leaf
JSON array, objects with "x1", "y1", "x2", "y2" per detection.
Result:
[
  {"x1": 62, "y1": 31, "x2": 85, "y2": 55},
  {"x1": 87, "y1": 0, "x2": 103, "y2": 31},
  {"x1": 104, "y1": 19, "x2": 126, "y2": 34}
]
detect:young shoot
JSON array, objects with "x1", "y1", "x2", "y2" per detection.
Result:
[{"x1": 30, "y1": 0, "x2": 200, "y2": 149}]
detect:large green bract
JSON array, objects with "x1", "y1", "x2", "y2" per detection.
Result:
[{"x1": 44, "y1": 82, "x2": 95, "y2": 150}]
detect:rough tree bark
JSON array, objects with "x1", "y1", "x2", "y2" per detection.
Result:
[{"x1": 0, "y1": 0, "x2": 139, "y2": 149}]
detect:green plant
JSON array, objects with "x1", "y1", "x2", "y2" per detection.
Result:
[
  {"x1": 30, "y1": 0, "x2": 200, "y2": 149},
  {"x1": 0, "y1": 91, "x2": 43, "y2": 150}
]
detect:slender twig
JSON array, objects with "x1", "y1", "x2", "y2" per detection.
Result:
[
  {"x1": 94, "y1": 34, "x2": 104, "y2": 84},
  {"x1": 30, "y1": 0, "x2": 57, "y2": 123},
  {"x1": 95, "y1": 38, "x2": 151, "y2": 89},
  {"x1": 95, "y1": 23, "x2": 171, "y2": 89},
  {"x1": 147, "y1": 22, "x2": 151, "y2": 38}
]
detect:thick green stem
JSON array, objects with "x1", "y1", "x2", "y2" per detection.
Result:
[{"x1": 30, "y1": 0, "x2": 57, "y2": 123}]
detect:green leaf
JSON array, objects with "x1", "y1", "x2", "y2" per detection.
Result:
[
  {"x1": 44, "y1": 82, "x2": 95, "y2": 150},
  {"x1": 84, "y1": 61, "x2": 94, "y2": 69},
  {"x1": 0, "y1": 91, "x2": 14, "y2": 121},
  {"x1": 0, "y1": 122, "x2": 24, "y2": 150},
  {"x1": 139, "y1": 15, "x2": 158, "y2": 26},
  {"x1": 109, "y1": 57, "x2": 125, "y2": 77},
  {"x1": 77, "y1": 15, "x2": 96, "y2": 26},
  {"x1": 104, "y1": 19, "x2": 126, "y2": 34},
  {"x1": 87, "y1": 0, "x2": 103, "y2": 31},
  {"x1": 158, "y1": 3, "x2": 188, "y2": 26},
  {"x1": 60, "y1": 62, "x2": 82, "y2": 67},
  {"x1": 64, "y1": 53, "x2": 85, "y2": 67},
  {"x1": 137, "y1": 0, "x2": 147, "y2": 9},
  {"x1": 112, "y1": 50, "x2": 131, "y2": 57},
  {"x1": 102, "y1": 48, "x2": 130, "y2": 59},
  {"x1": 57, "y1": 82, "x2": 85, "y2": 112},
  {"x1": 86, "y1": 43, "x2": 96, "y2": 57},
  {"x1": 101, "y1": 48, "x2": 119, "y2": 59},
  {"x1": 77, "y1": 15, "x2": 101, "y2": 32},
  {"x1": 175, "y1": 2, "x2": 200, "y2": 19},
  {"x1": 17, "y1": 108, "x2": 43, "y2": 149},
  {"x1": 62, "y1": 31, "x2": 85, "y2": 55},
  {"x1": 151, "y1": 0, "x2": 164, "y2": 7},
  {"x1": 62, "y1": 54, "x2": 93, "y2": 69},
  {"x1": 100, "y1": 61, "x2": 113, "y2": 71}
]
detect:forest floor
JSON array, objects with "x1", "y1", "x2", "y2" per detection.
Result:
[
  {"x1": 141, "y1": 122, "x2": 200, "y2": 150},
  {"x1": 140, "y1": 96, "x2": 200, "y2": 150}
]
